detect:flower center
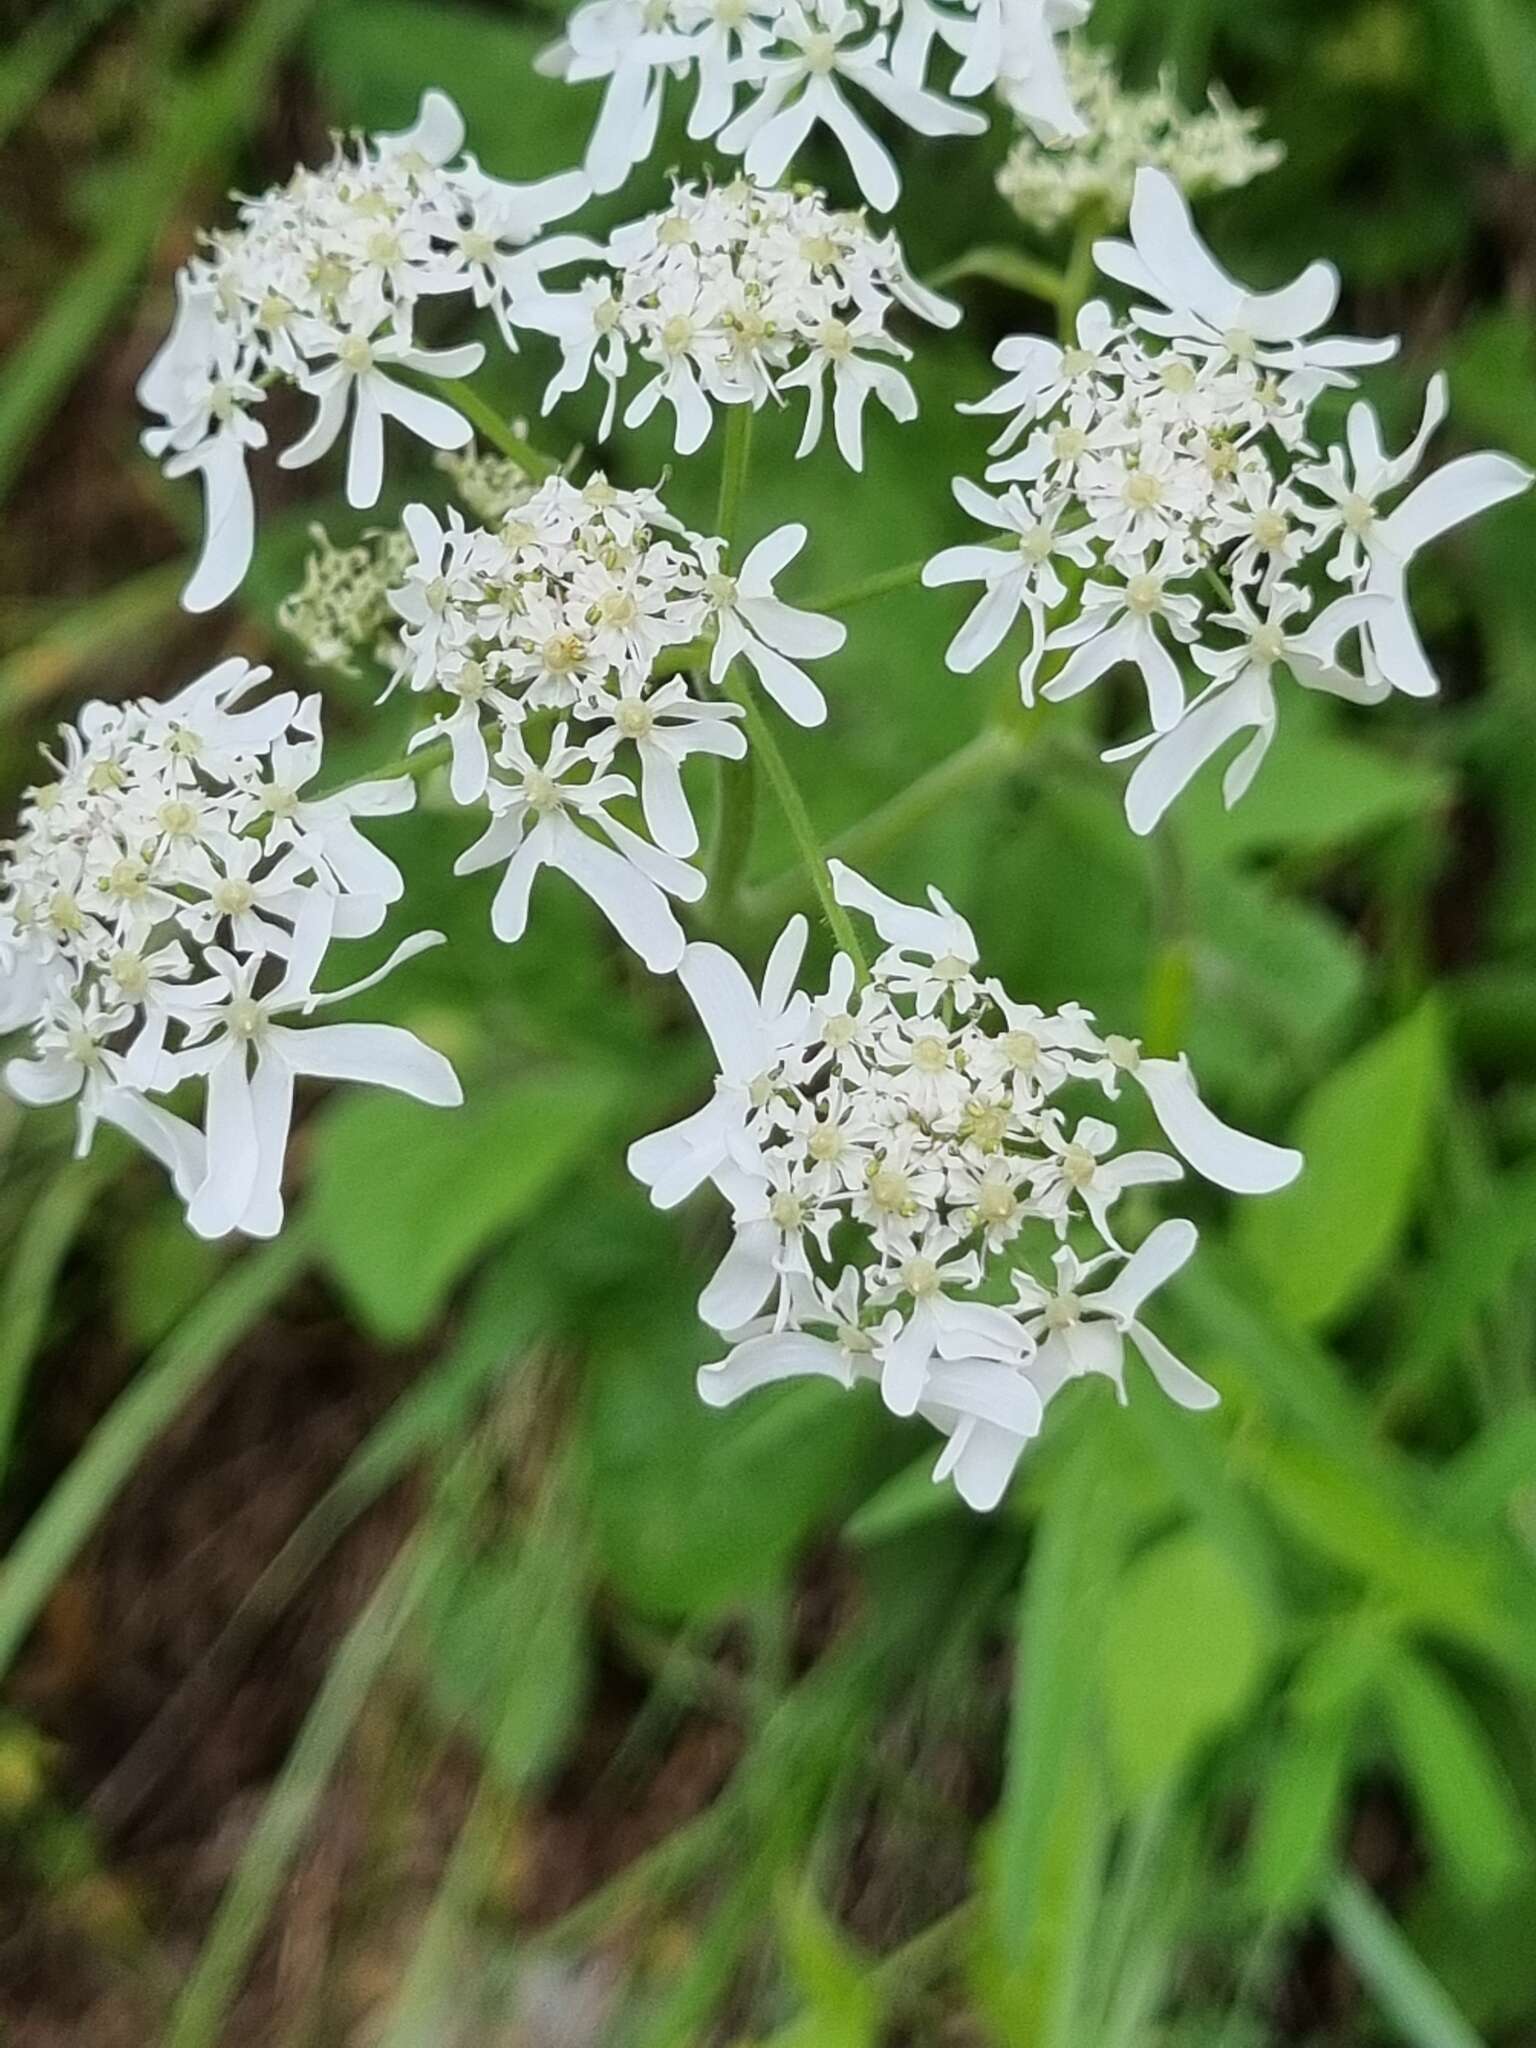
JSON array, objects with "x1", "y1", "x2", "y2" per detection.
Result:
[
  {"x1": 817, "y1": 317, "x2": 853, "y2": 358},
  {"x1": 1123, "y1": 471, "x2": 1164, "y2": 510},
  {"x1": 1125, "y1": 574, "x2": 1164, "y2": 616},
  {"x1": 903, "y1": 1256, "x2": 941, "y2": 1299},
  {"x1": 228, "y1": 996, "x2": 266, "y2": 1041},
  {"x1": 1250, "y1": 623, "x2": 1287, "y2": 666},
  {"x1": 911, "y1": 1035, "x2": 949, "y2": 1073},
  {"x1": 770, "y1": 1191, "x2": 807, "y2": 1231},
  {"x1": 1062, "y1": 1142, "x2": 1098, "y2": 1187},
  {"x1": 803, "y1": 30, "x2": 839, "y2": 72},
  {"x1": 213, "y1": 877, "x2": 255, "y2": 915},
  {"x1": 338, "y1": 335, "x2": 374, "y2": 374},
  {"x1": 1342, "y1": 492, "x2": 1377, "y2": 535},
  {"x1": 1045, "y1": 1292, "x2": 1082, "y2": 1331},
  {"x1": 614, "y1": 697, "x2": 654, "y2": 739},
  {"x1": 975, "y1": 1180, "x2": 1019, "y2": 1227},
  {"x1": 541, "y1": 631, "x2": 586, "y2": 674},
  {"x1": 869, "y1": 1165, "x2": 914, "y2": 1215},
  {"x1": 1104, "y1": 1033, "x2": 1141, "y2": 1072}
]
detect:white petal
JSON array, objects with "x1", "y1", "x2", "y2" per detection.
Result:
[
  {"x1": 698, "y1": 1330, "x2": 854, "y2": 1406},
  {"x1": 1126, "y1": 1321, "x2": 1220, "y2": 1411},
  {"x1": 1135, "y1": 1057, "x2": 1302, "y2": 1194},
  {"x1": 699, "y1": 1219, "x2": 778, "y2": 1332},
  {"x1": 268, "y1": 1021, "x2": 462, "y2": 1105}
]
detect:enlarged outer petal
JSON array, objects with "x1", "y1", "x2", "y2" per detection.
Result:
[
  {"x1": 829, "y1": 862, "x2": 978, "y2": 965},
  {"x1": 931, "y1": 1417, "x2": 1029, "y2": 1513},
  {"x1": 1095, "y1": 1218, "x2": 1199, "y2": 1324},
  {"x1": 171, "y1": 435, "x2": 256, "y2": 614},
  {"x1": 1122, "y1": 669, "x2": 1274, "y2": 836},
  {"x1": 699, "y1": 1218, "x2": 778, "y2": 1332},
  {"x1": 697, "y1": 1331, "x2": 854, "y2": 1407},
  {"x1": 267, "y1": 1021, "x2": 463, "y2": 1105},
  {"x1": 627, "y1": 1093, "x2": 741, "y2": 1210},
  {"x1": 188, "y1": 1047, "x2": 259, "y2": 1240},
  {"x1": 379, "y1": 88, "x2": 466, "y2": 165},
  {"x1": 878, "y1": 1302, "x2": 936, "y2": 1417},
  {"x1": 550, "y1": 816, "x2": 687, "y2": 973},
  {"x1": 98, "y1": 1089, "x2": 205, "y2": 1204},
  {"x1": 923, "y1": 1359, "x2": 1044, "y2": 1438},
  {"x1": 1134, "y1": 1056, "x2": 1302, "y2": 1194},
  {"x1": 1126, "y1": 1321, "x2": 1219, "y2": 1411}
]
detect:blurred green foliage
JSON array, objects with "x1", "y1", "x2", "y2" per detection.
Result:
[{"x1": 3, "y1": 0, "x2": 1536, "y2": 2041}]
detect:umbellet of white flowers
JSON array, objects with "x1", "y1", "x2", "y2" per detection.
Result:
[
  {"x1": 997, "y1": 39, "x2": 1282, "y2": 234},
  {"x1": 523, "y1": 176, "x2": 957, "y2": 463},
  {"x1": 628, "y1": 864, "x2": 1300, "y2": 1510},
  {"x1": 138, "y1": 91, "x2": 591, "y2": 613},
  {"x1": 925, "y1": 168, "x2": 1534, "y2": 831},
  {"x1": 540, "y1": 0, "x2": 1088, "y2": 210},
  {"x1": 0, "y1": 660, "x2": 460, "y2": 1239},
  {"x1": 278, "y1": 443, "x2": 539, "y2": 677},
  {"x1": 386, "y1": 473, "x2": 845, "y2": 971}
]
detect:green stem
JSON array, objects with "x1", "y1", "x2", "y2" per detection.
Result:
[
  {"x1": 1143, "y1": 819, "x2": 1194, "y2": 1058},
  {"x1": 428, "y1": 377, "x2": 561, "y2": 481},
  {"x1": 927, "y1": 247, "x2": 1069, "y2": 307},
  {"x1": 716, "y1": 403, "x2": 755, "y2": 550},
  {"x1": 1057, "y1": 210, "x2": 1104, "y2": 342},
  {"x1": 803, "y1": 554, "x2": 932, "y2": 616},
  {"x1": 747, "y1": 724, "x2": 1028, "y2": 924},
  {"x1": 721, "y1": 671, "x2": 868, "y2": 979},
  {"x1": 707, "y1": 727, "x2": 758, "y2": 926}
]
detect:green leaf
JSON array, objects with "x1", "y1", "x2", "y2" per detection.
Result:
[
  {"x1": 996, "y1": 1436, "x2": 1132, "y2": 1964},
  {"x1": 1100, "y1": 1529, "x2": 1272, "y2": 1801},
  {"x1": 308, "y1": 1070, "x2": 627, "y2": 1342},
  {"x1": 421, "y1": 1530, "x2": 588, "y2": 1793},
  {"x1": 1178, "y1": 718, "x2": 1451, "y2": 868},
  {"x1": 1235, "y1": 998, "x2": 1445, "y2": 1330},
  {"x1": 1386, "y1": 1165, "x2": 1536, "y2": 1416},
  {"x1": 1325, "y1": 1873, "x2": 1485, "y2": 2048},
  {"x1": 768, "y1": 1885, "x2": 882, "y2": 2048},
  {"x1": 1375, "y1": 1645, "x2": 1532, "y2": 1905},
  {"x1": 1246, "y1": 1709, "x2": 1355, "y2": 1914},
  {"x1": 583, "y1": 1258, "x2": 881, "y2": 1620}
]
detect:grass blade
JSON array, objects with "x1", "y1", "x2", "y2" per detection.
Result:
[
  {"x1": 163, "y1": 1527, "x2": 442, "y2": 2048},
  {"x1": 0, "y1": 1153, "x2": 117, "y2": 1478},
  {"x1": 1325, "y1": 1872, "x2": 1486, "y2": 2048},
  {"x1": 0, "y1": 1226, "x2": 309, "y2": 1680}
]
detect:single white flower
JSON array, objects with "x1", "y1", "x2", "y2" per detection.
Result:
[{"x1": 705, "y1": 523, "x2": 847, "y2": 728}]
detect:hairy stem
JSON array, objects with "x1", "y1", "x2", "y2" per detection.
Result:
[
  {"x1": 429, "y1": 377, "x2": 560, "y2": 481},
  {"x1": 722, "y1": 671, "x2": 869, "y2": 979},
  {"x1": 715, "y1": 403, "x2": 755, "y2": 549},
  {"x1": 748, "y1": 723, "x2": 1029, "y2": 923}
]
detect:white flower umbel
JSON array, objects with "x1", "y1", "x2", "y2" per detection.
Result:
[
  {"x1": 523, "y1": 177, "x2": 957, "y2": 463},
  {"x1": 998, "y1": 40, "x2": 1282, "y2": 234},
  {"x1": 929, "y1": 168, "x2": 1533, "y2": 831},
  {"x1": 138, "y1": 91, "x2": 591, "y2": 613},
  {"x1": 540, "y1": 0, "x2": 1087, "y2": 208},
  {"x1": 627, "y1": 864, "x2": 1299, "y2": 1513},
  {"x1": 387, "y1": 474, "x2": 844, "y2": 968},
  {"x1": 0, "y1": 659, "x2": 460, "y2": 1238}
]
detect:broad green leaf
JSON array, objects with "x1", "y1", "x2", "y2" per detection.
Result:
[
  {"x1": 996, "y1": 1434, "x2": 1132, "y2": 1967},
  {"x1": 1249, "y1": 1438, "x2": 1536, "y2": 1685},
  {"x1": 1100, "y1": 1530, "x2": 1272, "y2": 1801},
  {"x1": 583, "y1": 1262, "x2": 881, "y2": 1620},
  {"x1": 1375, "y1": 1645, "x2": 1532, "y2": 1905},
  {"x1": 1179, "y1": 719, "x2": 1450, "y2": 868},
  {"x1": 421, "y1": 1530, "x2": 588, "y2": 1793},
  {"x1": 1246, "y1": 1627, "x2": 1382, "y2": 1913},
  {"x1": 1386, "y1": 1165, "x2": 1536, "y2": 1415},
  {"x1": 1235, "y1": 998, "x2": 1445, "y2": 1329},
  {"x1": 308, "y1": 1069, "x2": 627, "y2": 1342}
]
